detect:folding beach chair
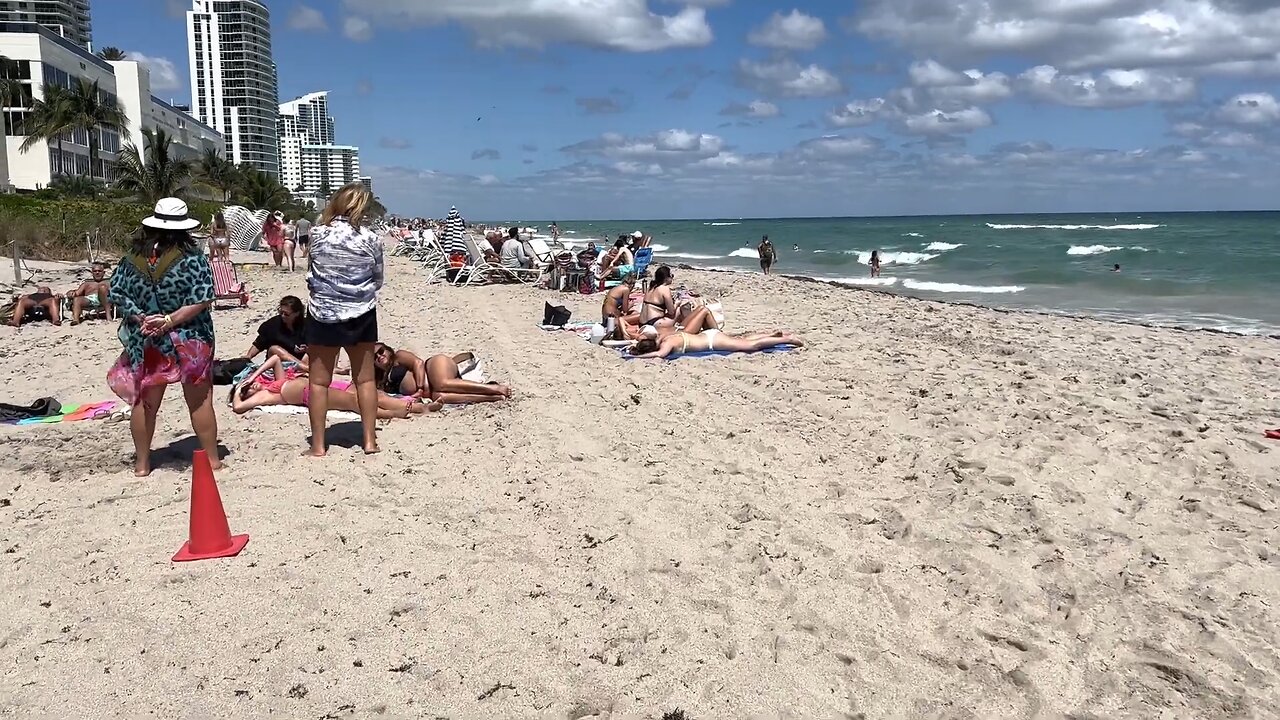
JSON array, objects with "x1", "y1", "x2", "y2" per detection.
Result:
[
  {"x1": 211, "y1": 258, "x2": 249, "y2": 308},
  {"x1": 632, "y1": 247, "x2": 654, "y2": 290},
  {"x1": 451, "y1": 235, "x2": 499, "y2": 286},
  {"x1": 551, "y1": 251, "x2": 586, "y2": 292}
]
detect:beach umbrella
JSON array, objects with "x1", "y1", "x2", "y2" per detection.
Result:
[{"x1": 444, "y1": 206, "x2": 467, "y2": 256}]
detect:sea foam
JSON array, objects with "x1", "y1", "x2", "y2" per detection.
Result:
[
  {"x1": 829, "y1": 276, "x2": 899, "y2": 287},
  {"x1": 704, "y1": 222, "x2": 741, "y2": 226},
  {"x1": 728, "y1": 248, "x2": 759, "y2": 259},
  {"x1": 925, "y1": 242, "x2": 963, "y2": 251},
  {"x1": 987, "y1": 223, "x2": 1161, "y2": 230},
  {"x1": 661, "y1": 252, "x2": 723, "y2": 260},
  {"x1": 903, "y1": 280, "x2": 1024, "y2": 294},
  {"x1": 849, "y1": 250, "x2": 937, "y2": 265},
  {"x1": 1066, "y1": 245, "x2": 1152, "y2": 256}
]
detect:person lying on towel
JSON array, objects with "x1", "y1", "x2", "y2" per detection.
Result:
[
  {"x1": 374, "y1": 343, "x2": 511, "y2": 405},
  {"x1": 7, "y1": 286, "x2": 63, "y2": 326},
  {"x1": 229, "y1": 355, "x2": 432, "y2": 418},
  {"x1": 628, "y1": 329, "x2": 803, "y2": 360}
]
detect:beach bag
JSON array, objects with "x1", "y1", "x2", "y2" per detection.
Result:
[
  {"x1": 543, "y1": 302, "x2": 572, "y2": 327},
  {"x1": 212, "y1": 358, "x2": 253, "y2": 385}
]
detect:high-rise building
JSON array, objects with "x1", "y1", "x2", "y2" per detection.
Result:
[
  {"x1": 278, "y1": 90, "x2": 361, "y2": 198},
  {"x1": 186, "y1": 0, "x2": 279, "y2": 177},
  {"x1": 0, "y1": 1, "x2": 91, "y2": 48}
]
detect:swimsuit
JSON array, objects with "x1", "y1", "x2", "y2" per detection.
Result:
[{"x1": 640, "y1": 297, "x2": 669, "y2": 326}]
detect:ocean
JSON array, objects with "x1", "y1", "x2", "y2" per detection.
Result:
[{"x1": 529, "y1": 212, "x2": 1280, "y2": 337}]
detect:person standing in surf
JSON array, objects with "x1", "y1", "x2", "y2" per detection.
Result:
[
  {"x1": 870, "y1": 250, "x2": 882, "y2": 278},
  {"x1": 758, "y1": 235, "x2": 777, "y2": 275}
]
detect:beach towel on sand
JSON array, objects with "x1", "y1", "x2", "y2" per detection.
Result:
[{"x1": 621, "y1": 344, "x2": 799, "y2": 361}]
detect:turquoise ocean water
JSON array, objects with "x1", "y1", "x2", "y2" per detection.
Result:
[{"x1": 527, "y1": 212, "x2": 1280, "y2": 336}]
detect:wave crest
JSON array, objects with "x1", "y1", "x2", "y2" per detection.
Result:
[
  {"x1": 987, "y1": 222, "x2": 1161, "y2": 230},
  {"x1": 903, "y1": 279, "x2": 1024, "y2": 294}
]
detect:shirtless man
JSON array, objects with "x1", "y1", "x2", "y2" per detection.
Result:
[
  {"x1": 68, "y1": 262, "x2": 114, "y2": 325},
  {"x1": 601, "y1": 274, "x2": 637, "y2": 340},
  {"x1": 8, "y1": 286, "x2": 62, "y2": 326}
]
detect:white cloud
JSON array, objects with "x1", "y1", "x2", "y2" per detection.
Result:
[
  {"x1": 123, "y1": 52, "x2": 181, "y2": 92},
  {"x1": 1019, "y1": 65, "x2": 1196, "y2": 107},
  {"x1": 826, "y1": 98, "x2": 889, "y2": 127},
  {"x1": 562, "y1": 129, "x2": 727, "y2": 163},
  {"x1": 908, "y1": 59, "x2": 968, "y2": 87},
  {"x1": 341, "y1": 0, "x2": 712, "y2": 51},
  {"x1": 343, "y1": 16, "x2": 374, "y2": 41},
  {"x1": 1216, "y1": 92, "x2": 1280, "y2": 125},
  {"x1": 720, "y1": 99, "x2": 781, "y2": 118},
  {"x1": 793, "y1": 135, "x2": 883, "y2": 159},
  {"x1": 902, "y1": 107, "x2": 993, "y2": 136},
  {"x1": 287, "y1": 4, "x2": 328, "y2": 31},
  {"x1": 922, "y1": 66, "x2": 1012, "y2": 106},
  {"x1": 848, "y1": 0, "x2": 1280, "y2": 76},
  {"x1": 736, "y1": 57, "x2": 843, "y2": 98},
  {"x1": 747, "y1": 9, "x2": 828, "y2": 51}
]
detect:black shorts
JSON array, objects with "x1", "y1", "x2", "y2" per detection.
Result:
[
  {"x1": 298, "y1": 235, "x2": 310, "y2": 246},
  {"x1": 306, "y1": 308, "x2": 377, "y2": 347}
]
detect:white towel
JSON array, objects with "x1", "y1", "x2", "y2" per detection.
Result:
[{"x1": 252, "y1": 405, "x2": 361, "y2": 421}]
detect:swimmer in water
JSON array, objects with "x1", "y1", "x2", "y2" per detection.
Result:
[
  {"x1": 1112, "y1": 264, "x2": 1121, "y2": 272},
  {"x1": 792, "y1": 244, "x2": 800, "y2": 251}
]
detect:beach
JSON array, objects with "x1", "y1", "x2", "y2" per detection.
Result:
[{"x1": 2, "y1": 252, "x2": 1279, "y2": 718}]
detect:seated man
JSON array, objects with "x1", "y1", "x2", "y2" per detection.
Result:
[
  {"x1": 8, "y1": 286, "x2": 62, "y2": 326},
  {"x1": 599, "y1": 238, "x2": 635, "y2": 279},
  {"x1": 499, "y1": 226, "x2": 532, "y2": 270},
  {"x1": 68, "y1": 262, "x2": 114, "y2": 325}
]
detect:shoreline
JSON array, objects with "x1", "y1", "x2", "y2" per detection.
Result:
[{"x1": 671, "y1": 261, "x2": 1280, "y2": 341}]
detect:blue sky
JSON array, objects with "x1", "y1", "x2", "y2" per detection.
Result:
[{"x1": 104, "y1": 1, "x2": 1280, "y2": 219}]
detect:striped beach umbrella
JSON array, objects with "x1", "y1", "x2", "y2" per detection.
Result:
[{"x1": 443, "y1": 206, "x2": 467, "y2": 256}]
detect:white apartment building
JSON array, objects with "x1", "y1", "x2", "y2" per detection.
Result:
[
  {"x1": 187, "y1": 0, "x2": 278, "y2": 177},
  {"x1": 0, "y1": 0, "x2": 92, "y2": 48},
  {"x1": 278, "y1": 89, "x2": 361, "y2": 195},
  {"x1": 0, "y1": 23, "x2": 223, "y2": 190}
]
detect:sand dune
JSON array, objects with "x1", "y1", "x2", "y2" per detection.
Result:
[{"x1": 1, "y1": 253, "x2": 1278, "y2": 718}]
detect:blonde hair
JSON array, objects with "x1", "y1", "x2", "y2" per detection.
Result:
[{"x1": 320, "y1": 182, "x2": 371, "y2": 228}]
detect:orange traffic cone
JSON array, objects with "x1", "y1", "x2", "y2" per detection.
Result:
[{"x1": 171, "y1": 450, "x2": 249, "y2": 562}]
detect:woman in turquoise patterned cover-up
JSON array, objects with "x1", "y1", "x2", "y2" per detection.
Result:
[{"x1": 107, "y1": 198, "x2": 221, "y2": 477}]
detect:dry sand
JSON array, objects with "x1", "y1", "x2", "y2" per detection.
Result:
[{"x1": 2, "y1": 251, "x2": 1279, "y2": 719}]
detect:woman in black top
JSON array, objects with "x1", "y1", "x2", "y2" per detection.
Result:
[{"x1": 241, "y1": 295, "x2": 308, "y2": 362}]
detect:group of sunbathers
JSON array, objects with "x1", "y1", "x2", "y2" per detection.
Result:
[
  {"x1": 229, "y1": 295, "x2": 512, "y2": 419},
  {"x1": 6, "y1": 262, "x2": 115, "y2": 327},
  {"x1": 601, "y1": 264, "x2": 803, "y2": 359}
]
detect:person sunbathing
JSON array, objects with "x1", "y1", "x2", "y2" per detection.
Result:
[
  {"x1": 8, "y1": 286, "x2": 62, "y2": 326},
  {"x1": 68, "y1": 262, "x2": 114, "y2": 325},
  {"x1": 629, "y1": 329, "x2": 803, "y2": 359},
  {"x1": 638, "y1": 265, "x2": 677, "y2": 332},
  {"x1": 373, "y1": 343, "x2": 512, "y2": 405},
  {"x1": 229, "y1": 355, "x2": 431, "y2": 417},
  {"x1": 600, "y1": 274, "x2": 637, "y2": 340}
]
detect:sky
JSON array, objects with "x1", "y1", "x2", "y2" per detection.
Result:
[{"x1": 101, "y1": 0, "x2": 1280, "y2": 220}]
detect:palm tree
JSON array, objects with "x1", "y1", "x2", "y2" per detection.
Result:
[
  {"x1": 98, "y1": 47, "x2": 127, "y2": 61},
  {"x1": 194, "y1": 148, "x2": 239, "y2": 201},
  {"x1": 113, "y1": 127, "x2": 192, "y2": 204},
  {"x1": 62, "y1": 78, "x2": 127, "y2": 180},
  {"x1": 235, "y1": 166, "x2": 291, "y2": 210},
  {"x1": 20, "y1": 84, "x2": 74, "y2": 176}
]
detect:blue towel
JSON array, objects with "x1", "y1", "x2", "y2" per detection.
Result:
[{"x1": 622, "y1": 344, "x2": 798, "y2": 361}]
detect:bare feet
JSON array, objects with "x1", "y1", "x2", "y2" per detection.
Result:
[
  {"x1": 303, "y1": 446, "x2": 327, "y2": 458},
  {"x1": 362, "y1": 443, "x2": 381, "y2": 455},
  {"x1": 209, "y1": 459, "x2": 225, "y2": 471},
  {"x1": 134, "y1": 464, "x2": 151, "y2": 477}
]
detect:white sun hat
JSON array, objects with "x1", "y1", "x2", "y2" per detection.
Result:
[
  {"x1": 631, "y1": 230, "x2": 644, "y2": 239},
  {"x1": 141, "y1": 197, "x2": 201, "y2": 231}
]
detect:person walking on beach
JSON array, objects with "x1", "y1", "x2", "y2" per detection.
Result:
[
  {"x1": 758, "y1": 235, "x2": 777, "y2": 274},
  {"x1": 870, "y1": 250, "x2": 882, "y2": 278},
  {"x1": 295, "y1": 214, "x2": 313, "y2": 259},
  {"x1": 304, "y1": 183, "x2": 384, "y2": 456},
  {"x1": 263, "y1": 211, "x2": 285, "y2": 268},
  {"x1": 107, "y1": 198, "x2": 219, "y2": 477}
]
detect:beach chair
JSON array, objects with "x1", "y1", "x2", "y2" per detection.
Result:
[
  {"x1": 451, "y1": 235, "x2": 499, "y2": 286},
  {"x1": 211, "y1": 258, "x2": 249, "y2": 308},
  {"x1": 551, "y1": 251, "x2": 586, "y2": 292},
  {"x1": 633, "y1": 247, "x2": 654, "y2": 289}
]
